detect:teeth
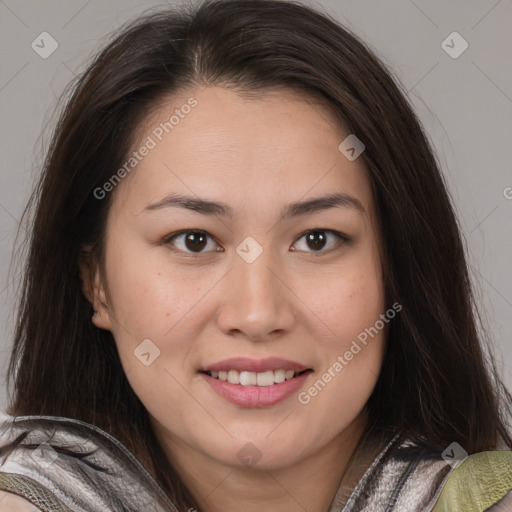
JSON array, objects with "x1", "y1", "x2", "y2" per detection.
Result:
[
  {"x1": 227, "y1": 370, "x2": 239, "y2": 384},
  {"x1": 256, "y1": 371, "x2": 274, "y2": 386},
  {"x1": 274, "y1": 369, "x2": 286, "y2": 383},
  {"x1": 240, "y1": 371, "x2": 257, "y2": 386},
  {"x1": 208, "y1": 369, "x2": 301, "y2": 386}
]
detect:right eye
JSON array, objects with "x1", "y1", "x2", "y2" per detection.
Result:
[{"x1": 162, "y1": 230, "x2": 223, "y2": 255}]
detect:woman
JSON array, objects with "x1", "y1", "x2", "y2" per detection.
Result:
[{"x1": 0, "y1": 0, "x2": 511, "y2": 510}]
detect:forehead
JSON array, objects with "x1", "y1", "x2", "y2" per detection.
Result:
[{"x1": 112, "y1": 86, "x2": 374, "y2": 218}]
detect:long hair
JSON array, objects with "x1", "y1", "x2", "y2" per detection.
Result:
[{"x1": 5, "y1": 0, "x2": 511, "y2": 510}]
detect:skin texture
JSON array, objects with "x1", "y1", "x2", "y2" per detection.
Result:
[
  {"x1": 0, "y1": 491, "x2": 43, "y2": 511},
  {"x1": 84, "y1": 86, "x2": 388, "y2": 512}
]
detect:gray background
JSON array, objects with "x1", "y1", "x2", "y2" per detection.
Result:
[{"x1": 0, "y1": 0, "x2": 511, "y2": 413}]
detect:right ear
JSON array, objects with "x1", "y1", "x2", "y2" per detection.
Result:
[{"x1": 78, "y1": 249, "x2": 113, "y2": 331}]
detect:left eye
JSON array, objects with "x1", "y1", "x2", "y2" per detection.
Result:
[
  {"x1": 162, "y1": 229, "x2": 348, "y2": 254},
  {"x1": 292, "y1": 229, "x2": 348, "y2": 253}
]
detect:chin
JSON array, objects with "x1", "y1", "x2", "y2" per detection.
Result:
[{"x1": 212, "y1": 434, "x2": 311, "y2": 470}]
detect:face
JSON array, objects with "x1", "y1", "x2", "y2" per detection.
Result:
[{"x1": 87, "y1": 86, "x2": 387, "y2": 472}]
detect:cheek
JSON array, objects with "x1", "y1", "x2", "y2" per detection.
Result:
[
  {"x1": 103, "y1": 238, "x2": 200, "y2": 336},
  {"x1": 102, "y1": 251, "x2": 202, "y2": 420},
  {"x1": 101, "y1": 239, "x2": 224, "y2": 390},
  {"x1": 301, "y1": 255, "x2": 385, "y2": 346},
  {"x1": 296, "y1": 269, "x2": 386, "y2": 435},
  {"x1": 320, "y1": 278, "x2": 385, "y2": 388},
  {"x1": 298, "y1": 245, "x2": 386, "y2": 391}
]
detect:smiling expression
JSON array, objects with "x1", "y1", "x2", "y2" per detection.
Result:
[{"x1": 87, "y1": 85, "x2": 387, "y2": 471}]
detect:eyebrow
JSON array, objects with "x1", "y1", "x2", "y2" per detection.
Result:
[{"x1": 144, "y1": 192, "x2": 365, "y2": 219}]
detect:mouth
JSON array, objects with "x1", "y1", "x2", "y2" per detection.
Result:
[
  {"x1": 200, "y1": 368, "x2": 313, "y2": 386},
  {"x1": 197, "y1": 357, "x2": 314, "y2": 407}
]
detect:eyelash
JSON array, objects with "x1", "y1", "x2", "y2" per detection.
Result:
[{"x1": 161, "y1": 229, "x2": 350, "y2": 256}]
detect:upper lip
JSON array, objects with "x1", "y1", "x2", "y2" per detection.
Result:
[{"x1": 200, "y1": 357, "x2": 311, "y2": 373}]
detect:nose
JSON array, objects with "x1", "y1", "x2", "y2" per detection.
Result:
[{"x1": 215, "y1": 246, "x2": 296, "y2": 342}]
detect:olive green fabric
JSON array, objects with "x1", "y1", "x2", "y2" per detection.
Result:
[{"x1": 432, "y1": 451, "x2": 512, "y2": 512}]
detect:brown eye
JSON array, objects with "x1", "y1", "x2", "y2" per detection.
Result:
[
  {"x1": 184, "y1": 231, "x2": 207, "y2": 251},
  {"x1": 305, "y1": 231, "x2": 327, "y2": 251},
  {"x1": 163, "y1": 230, "x2": 220, "y2": 254},
  {"x1": 292, "y1": 229, "x2": 348, "y2": 253}
]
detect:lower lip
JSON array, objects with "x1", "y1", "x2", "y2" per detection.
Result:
[{"x1": 199, "y1": 371, "x2": 313, "y2": 408}]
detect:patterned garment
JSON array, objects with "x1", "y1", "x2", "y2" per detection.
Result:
[{"x1": 0, "y1": 415, "x2": 511, "y2": 512}]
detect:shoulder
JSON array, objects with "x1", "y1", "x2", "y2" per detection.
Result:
[
  {"x1": 0, "y1": 489, "x2": 44, "y2": 511},
  {"x1": 0, "y1": 415, "x2": 176, "y2": 511},
  {"x1": 431, "y1": 449, "x2": 512, "y2": 512}
]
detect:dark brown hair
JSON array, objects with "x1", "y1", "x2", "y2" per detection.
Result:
[{"x1": 4, "y1": 0, "x2": 511, "y2": 510}]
